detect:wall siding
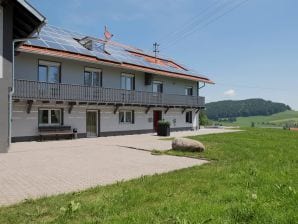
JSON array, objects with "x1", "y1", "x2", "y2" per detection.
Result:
[
  {"x1": 15, "y1": 52, "x2": 198, "y2": 95},
  {"x1": 13, "y1": 50, "x2": 201, "y2": 140},
  {"x1": 12, "y1": 102, "x2": 198, "y2": 139}
]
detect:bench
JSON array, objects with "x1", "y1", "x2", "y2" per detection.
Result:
[{"x1": 38, "y1": 126, "x2": 74, "y2": 141}]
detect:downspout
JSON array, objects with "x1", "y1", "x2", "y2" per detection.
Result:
[
  {"x1": 197, "y1": 82, "x2": 206, "y2": 130},
  {"x1": 8, "y1": 37, "x2": 38, "y2": 145},
  {"x1": 8, "y1": 18, "x2": 45, "y2": 146}
]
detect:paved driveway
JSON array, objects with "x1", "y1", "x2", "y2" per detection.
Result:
[{"x1": 0, "y1": 128, "x2": 237, "y2": 206}]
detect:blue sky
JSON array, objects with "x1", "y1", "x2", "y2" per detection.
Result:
[{"x1": 29, "y1": 0, "x2": 298, "y2": 109}]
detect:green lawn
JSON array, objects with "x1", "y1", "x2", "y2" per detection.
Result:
[
  {"x1": 1, "y1": 129, "x2": 297, "y2": 223},
  {"x1": 218, "y1": 110, "x2": 298, "y2": 127}
]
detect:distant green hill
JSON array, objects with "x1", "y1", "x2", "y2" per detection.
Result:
[
  {"x1": 215, "y1": 110, "x2": 298, "y2": 128},
  {"x1": 206, "y1": 99, "x2": 291, "y2": 120}
]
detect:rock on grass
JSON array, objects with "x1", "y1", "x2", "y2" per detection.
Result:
[{"x1": 172, "y1": 137, "x2": 205, "y2": 152}]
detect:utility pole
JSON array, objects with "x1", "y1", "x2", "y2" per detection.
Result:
[{"x1": 153, "y1": 42, "x2": 160, "y2": 62}]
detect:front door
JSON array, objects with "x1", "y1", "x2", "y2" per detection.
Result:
[
  {"x1": 153, "y1": 110, "x2": 162, "y2": 131},
  {"x1": 86, "y1": 111, "x2": 98, "y2": 137}
]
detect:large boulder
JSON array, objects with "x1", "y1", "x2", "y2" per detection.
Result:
[{"x1": 172, "y1": 138, "x2": 205, "y2": 152}]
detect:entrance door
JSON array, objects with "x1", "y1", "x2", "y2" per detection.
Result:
[
  {"x1": 86, "y1": 111, "x2": 98, "y2": 137},
  {"x1": 153, "y1": 110, "x2": 162, "y2": 131}
]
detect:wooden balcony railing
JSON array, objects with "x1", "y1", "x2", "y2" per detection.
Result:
[{"x1": 13, "y1": 79, "x2": 205, "y2": 108}]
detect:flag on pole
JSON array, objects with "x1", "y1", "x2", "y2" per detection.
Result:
[{"x1": 104, "y1": 26, "x2": 113, "y2": 41}]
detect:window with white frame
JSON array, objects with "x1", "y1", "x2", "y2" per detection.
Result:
[
  {"x1": 38, "y1": 109, "x2": 62, "y2": 126},
  {"x1": 153, "y1": 81, "x2": 163, "y2": 93},
  {"x1": 38, "y1": 60, "x2": 60, "y2": 83},
  {"x1": 121, "y1": 73, "x2": 135, "y2": 90},
  {"x1": 119, "y1": 110, "x2": 134, "y2": 124},
  {"x1": 185, "y1": 86, "x2": 193, "y2": 96},
  {"x1": 84, "y1": 68, "x2": 101, "y2": 86},
  {"x1": 185, "y1": 111, "x2": 192, "y2": 123}
]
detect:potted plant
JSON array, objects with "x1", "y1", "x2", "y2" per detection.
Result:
[{"x1": 157, "y1": 120, "x2": 170, "y2": 136}]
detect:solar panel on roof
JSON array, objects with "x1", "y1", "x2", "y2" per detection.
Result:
[
  {"x1": 27, "y1": 38, "x2": 49, "y2": 48},
  {"x1": 22, "y1": 24, "x2": 210, "y2": 80},
  {"x1": 46, "y1": 41, "x2": 66, "y2": 51},
  {"x1": 60, "y1": 44, "x2": 79, "y2": 53}
]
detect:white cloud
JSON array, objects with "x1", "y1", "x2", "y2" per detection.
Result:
[{"x1": 223, "y1": 89, "x2": 236, "y2": 97}]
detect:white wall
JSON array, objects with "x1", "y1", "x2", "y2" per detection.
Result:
[
  {"x1": 13, "y1": 52, "x2": 200, "y2": 139},
  {"x1": 15, "y1": 52, "x2": 198, "y2": 95},
  {"x1": 12, "y1": 102, "x2": 198, "y2": 137}
]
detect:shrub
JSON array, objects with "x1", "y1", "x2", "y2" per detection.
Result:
[{"x1": 157, "y1": 120, "x2": 170, "y2": 127}]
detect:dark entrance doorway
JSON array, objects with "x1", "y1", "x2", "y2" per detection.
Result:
[
  {"x1": 86, "y1": 110, "x2": 99, "y2": 137},
  {"x1": 153, "y1": 110, "x2": 162, "y2": 131}
]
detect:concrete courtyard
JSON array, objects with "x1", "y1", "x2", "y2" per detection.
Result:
[{"x1": 0, "y1": 128, "x2": 238, "y2": 206}]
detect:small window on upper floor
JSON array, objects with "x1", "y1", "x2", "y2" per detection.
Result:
[
  {"x1": 185, "y1": 86, "x2": 193, "y2": 96},
  {"x1": 84, "y1": 67, "x2": 102, "y2": 87},
  {"x1": 38, "y1": 60, "x2": 61, "y2": 83},
  {"x1": 153, "y1": 81, "x2": 163, "y2": 93},
  {"x1": 121, "y1": 73, "x2": 135, "y2": 90}
]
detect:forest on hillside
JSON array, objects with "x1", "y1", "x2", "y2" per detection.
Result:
[{"x1": 206, "y1": 99, "x2": 291, "y2": 120}]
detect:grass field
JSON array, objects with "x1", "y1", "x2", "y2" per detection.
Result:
[
  {"x1": 217, "y1": 110, "x2": 298, "y2": 127},
  {"x1": 0, "y1": 128, "x2": 297, "y2": 223}
]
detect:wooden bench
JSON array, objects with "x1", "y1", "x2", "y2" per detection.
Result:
[{"x1": 39, "y1": 126, "x2": 74, "y2": 141}]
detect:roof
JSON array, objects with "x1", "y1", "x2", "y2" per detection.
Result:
[
  {"x1": 16, "y1": 0, "x2": 45, "y2": 22},
  {"x1": 20, "y1": 24, "x2": 214, "y2": 84},
  {"x1": 13, "y1": 0, "x2": 46, "y2": 39}
]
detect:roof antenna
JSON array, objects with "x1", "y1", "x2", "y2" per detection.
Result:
[
  {"x1": 153, "y1": 42, "x2": 160, "y2": 62},
  {"x1": 103, "y1": 26, "x2": 113, "y2": 52}
]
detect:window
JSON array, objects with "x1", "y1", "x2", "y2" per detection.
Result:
[
  {"x1": 185, "y1": 87, "x2": 193, "y2": 96},
  {"x1": 121, "y1": 73, "x2": 135, "y2": 90},
  {"x1": 153, "y1": 81, "x2": 163, "y2": 93},
  {"x1": 38, "y1": 60, "x2": 60, "y2": 83},
  {"x1": 186, "y1": 111, "x2": 192, "y2": 123},
  {"x1": 84, "y1": 68, "x2": 101, "y2": 86},
  {"x1": 38, "y1": 109, "x2": 62, "y2": 126},
  {"x1": 119, "y1": 111, "x2": 134, "y2": 124}
]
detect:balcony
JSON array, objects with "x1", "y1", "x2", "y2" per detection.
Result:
[{"x1": 13, "y1": 79, "x2": 205, "y2": 108}]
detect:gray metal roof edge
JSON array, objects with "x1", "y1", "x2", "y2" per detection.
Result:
[{"x1": 16, "y1": 0, "x2": 46, "y2": 22}]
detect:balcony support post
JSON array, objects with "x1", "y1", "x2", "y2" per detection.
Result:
[
  {"x1": 164, "y1": 107, "x2": 170, "y2": 114},
  {"x1": 145, "y1": 106, "x2": 151, "y2": 114},
  {"x1": 26, "y1": 100, "x2": 33, "y2": 114},
  {"x1": 181, "y1": 107, "x2": 187, "y2": 114},
  {"x1": 114, "y1": 105, "x2": 120, "y2": 114},
  {"x1": 68, "y1": 102, "x2": 76, "y2": 114},
  {"x1": 195, "y1": 108, "x2": 200, "y2": 114}
]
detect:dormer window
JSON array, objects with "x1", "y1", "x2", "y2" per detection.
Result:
[{"x1": 78, "y1": 37, "x2": 95, "y2": 51}]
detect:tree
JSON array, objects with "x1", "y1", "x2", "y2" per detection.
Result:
[
  {"x1": 206, "y1": 99, "x2": 291, "y2": 120},
  {"x1": 199, "y1": 110, "x2": 209, "y2": 126}
]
